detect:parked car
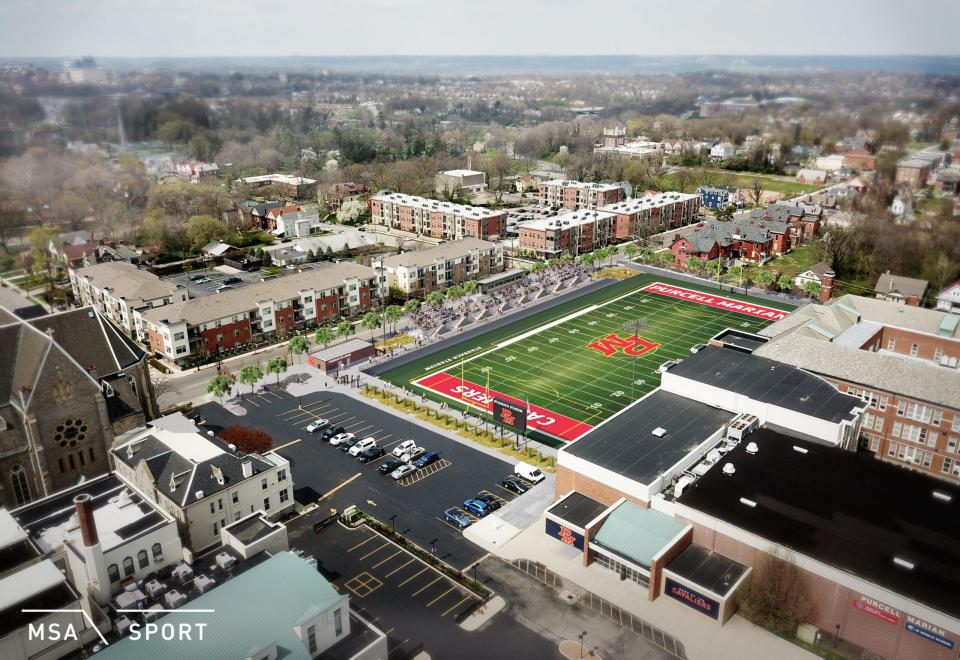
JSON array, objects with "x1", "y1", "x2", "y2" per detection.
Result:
[
  {"x1": 475, "y1": 493, "x2": 502, "y2": 511},
  {"x1": 348, "y1": 437, "x2": 377, "y2": 457},
  {"x1": 223, "y1": 276, "x2": 242, "y2": 285},
  {"x1": 320, "y1": 426, "x2": 345, "y2": 441},
  {"x1": 392, "y1": 439, "x2": 417, "y2": 458},
  {"x1": 413, "y1": 451, "x2": 439, "y2": 468},
  {"x1": 501, "y1": 477, "x2": 528, "y2": 494},
  {"x1": 444, "y1": 508, "x2": 471, "y2": 529},
  {"x1": 514, "y1": 462, "x2": 545, "y2": 484},
  {"x1": 357, "y1": 445, "x2": 386, "y2": 463},
  {"x1": 462, "y1": 499, "x2": 491, "y2": 517},
  {"x1": 340, "y1": 435, "x2": 362, "y2": 452},
  {"x1": 330, "y1": 432, "x2": 355, "y2": 446},
  {"x1": 390, "y1": 464, "x2": 417, "y2": 481},
  {"x1": 378, "y1": 458, "x2": 404, "y2": 475},
  {"x1": 215, "y1": 285, "x2": 234, "y2": 293},
  {"x1": 306, "y1": 418, "x2": 330, "y2": 433},
  {"x1": 399, "y1": 446, "x2": 426, "y2": 463},
  {"x1": 189, "y1": 274, "x2": 206, "y2": 282}
]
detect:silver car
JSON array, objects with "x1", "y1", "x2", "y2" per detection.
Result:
[{"x1": 390, "y1": 464, "x2": 417, "y2": 480}]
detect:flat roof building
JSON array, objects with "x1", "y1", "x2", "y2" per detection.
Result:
[
  {"x1": 369, "y1": 190, "x2": 505, "y2": 240},
  {"x1": 538, "y1": 179, "x2": 626, "y2": 210},
  {"x1": 373, "y1": 238, "x2": 503, "y2": 296}
]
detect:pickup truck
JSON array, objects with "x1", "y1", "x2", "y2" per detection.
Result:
[{"x1": 392, "y1": 439, "x2": 417, "y2": 458}]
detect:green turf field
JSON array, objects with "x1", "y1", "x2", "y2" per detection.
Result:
[{"x1": 379, "y1": 274, "x2": 794, "y2": 443}]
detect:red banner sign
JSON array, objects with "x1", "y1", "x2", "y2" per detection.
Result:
[
  {"x1": 642, "y1": 282, "x2": 789, "y2": 321},
  {"x1": 414, "y1": 371, "x2": 592, "y2": 442},
  {"x1": 852, "y1": 597, "x2": 901, "y2": 625}
]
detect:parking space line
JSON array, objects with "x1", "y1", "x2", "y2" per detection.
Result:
[
  {"x1": 358, "y1": 543, "x2": 390, "y2": 561},
  {"x1": 273, "y1": 438, "x2": 302, "y2": 452},
  {"x1": 242, "y1": 397, "x2": 260, "y2": 407},
  {"x1": 371, "y1": 550, "x2": 403, "y2": 569},
  {"x1": 350, "y1": 424, "x2": 375, "y2": 436},
  {"x1": 411, "y1": 576, "x2": 443, "y2": 596},
  {"x1": 397, "y1": 567, "x2": 428, "y2": 587},
  {"x1": 434, "y1": 515, "x2": 465, "y2": 531},
  {"x1": 330, "y1": 414, "x2": 355, "y2": 424},
  {"x1": 383, "y1": 558, "x2": 415, "y2": 578},
  {"x1": 347, "y1": 535, "x2": 378, "y2": 553},
  {"x1": 480, "y1": 489, "x2": 509, "y2": 504},
  {"x1": 442, "y1": 594, "x2": 473, "y2": 617},
  {"x1": 318, "y1": 472, "x2": 362, "y2": 502},
  {"x1": 388, "y1": 639, "x2": 409, "y2": 655},
  {"x1": 376, "y1": 434, "x2": 394, "y2": 444},
  {"x1": 426, "y1": 586, "x2": 457, "y2": 608},
  {"x1": 494, "y1": 483, "x2": 520, "y2": 497}
]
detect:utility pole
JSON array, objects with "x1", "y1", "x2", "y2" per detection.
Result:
[{"x1": 623, "y1": 318, "x2": 648, "y2": 400}]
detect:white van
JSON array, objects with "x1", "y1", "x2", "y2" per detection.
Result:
[{"x1": 515, "y1": 462, "x2": 545, "y2": 484}]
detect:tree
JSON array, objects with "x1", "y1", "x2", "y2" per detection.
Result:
[
  {"x1": 748, "y1": 177, "x2": 765, "y2": 208},
  {"x1": 623, "y1": 243, "x2": 638, "y2": 261},
  {"x1": 403, "y1": 299, "x2": 421, "y2": 315},
  {"x1": 288, "y1": 336, "x2": 309, "y2": 363},
  {"x1": 446, "y1": 284, "x2": 465, "y2": 300},
  {"x1": 754, "y1": 270, "x2": 775, "y2": 290},
  {"x1": 777, "y1": 274, "x2": 795, "y2": 293},
  {"x1": 306, "y1": 249, "x2": 316, "y2": 263},
  {"x1": 186, "y1": 215, "x2": 228, "y2": 251},
  {"x1": 385, "y1": 304, "x2": 404, "y2": 333},
  {"x1": 238, "y1": 364, "x2": 263, "y2": 395},
  {"x1": 314, "y1": 326, "x2": 334, "y2": 347},
  {"x1": 803, "y1": 280, "x2": 822, "y2": 299},
  {"x1": 337, "y1": 198, "x2": 367, "y2": 225},
  {"x1": 324, "y1": 246, "x2": 334, "y2": 261},
  {"x1": 658, "y1": 251, "x2": 676, "y2": 269},
  {"x1": 706, "y1": 260, "x2": 723, "y2": 280},
  {"x1": 337, "y1": 319, "x2": 355, "y2": 338},
  {"x1": 426, "y1": 291, "x2": 444, "y2": 307},
  {"x1": 265, "y1": 357, "x2": 288, "y2": 384},
  {"x1": 639, "y1": 247, "x2": 655, "y2": 264},
  {"x1": 687, "y1": 257, "x2": 704, "y2": 275},
  {"x1": 580, "y1": 252, "x2": 596, "y2": 271},
  {"x1": 737, "y1": 551, "x2": 812, "y2": 635},
  {"x1": 220, "y1": 426, "x2": 273, "y2": 454},
  {"x1": 463, "y1": 280, "x2": 479, "y2": 295},
  {"x1": 206, "y1": 375, "x2": 232, "y2": 403},
  {"x1": 717, "y1": 204, "x2": 736, "y2": 221},
  {"x1": 361, "y1": 311, "x2": 381, "y2": 332}
]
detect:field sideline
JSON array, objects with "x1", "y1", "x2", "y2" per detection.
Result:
[{"x1": 378, "y1": 274, "x2": 795, "y2": 445}]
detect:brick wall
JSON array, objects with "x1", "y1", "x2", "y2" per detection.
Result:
[{"x1": 555, "y1": 465, "x2": 647, "y2": 507}]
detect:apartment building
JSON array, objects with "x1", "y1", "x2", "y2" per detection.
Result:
[
  {"x1": 895, "y1": 158, "x2": 931, "y2": 191},
  {"x1": 112, "y1": 412, "x2": 295, "y2": 554},
  {"x1": 369, "y1": 190, "x2": 505, "y2": 240},
  {"x1": 603, "y1": 191, "x2": 700, "y2": 240},
  {"x1": 538, "y1": 179, "x2": 626, "y2": 210},
  {"x1": 141, "y1": 262, "x2": 379, "y2": 366},
  {"x1": 435, "y1": 169, "x2": 487, "y2": 196},
  {"x1": 373, "y1": 238, "x2": 503, "y2": 297},
  {"x1": 69, "y1": 261, "x2": 187, "y2": 341},
  {"x1": 755, "y1": 295, "x2": 960, "y2": 484},
  {"x1": 517, "y1": 209, "x2": 616, "y2": 259}
]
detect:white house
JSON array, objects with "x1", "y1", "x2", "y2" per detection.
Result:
[
  {"x1": 936, "y1": 280, "x2": 960, "y2": 313},
  {"x1": 815, "y1": 154, "x2": 846, "y2": 172},
  {"x1": 794, "y1": 262, "x2": 833, "y2": 290},
  {"x1": 710, "y1": 142, "x2": 736, "y2": 163}
]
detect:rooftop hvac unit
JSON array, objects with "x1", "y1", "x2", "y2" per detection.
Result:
[
  {"x1": 652, "y1": 427, "x2": 667, "y2": 438},
  {"x1": 673, "y1": 475, "x2": 695, "y2": 498}
]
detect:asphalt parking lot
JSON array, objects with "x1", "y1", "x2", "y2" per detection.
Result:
[
  {"x1": 163, "y1": 268, "x2": 261, "y2": 297},
  {"x1": 286, "y1": 515, "x2": 562, "y2": 660},
  {"x1": 196, "y1": 388, "x2": 541, "y2": 569}
]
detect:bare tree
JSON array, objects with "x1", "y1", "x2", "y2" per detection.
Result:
[
  {"x1": 737, "y1": 550, "x2": 813, "y2": 635},
  {"x1": 748, "y1": 177, "x2": 765, "y2": 207}
]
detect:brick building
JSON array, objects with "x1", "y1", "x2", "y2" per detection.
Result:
[
  {"x1": 843, "y1": 148, "x2": 878, "y2": 171},
  {"x1": 895, "y1": 158, "x2": 932, "y2": 191},
  {"x1": 373, "y1": 238, "x2": 502, "y2": 297},
  {"x1": 755, "y1": 295, "x2": 960, "y2": 484},
  {"x1": 538, "y1": 179, "x2": 626, "y2": 210},
  {"x1": 603, "y1": 192, "x2": 700, "y2": 241},
  {"x1": 368, "y1": 191, "x2": 505, "y2": 240},
  {"x1": 141, "y1": 262, "x2": 380, "y2": 367},
  {"x1": 517, "y1": 209, "x2": 616, "y2": 259}
]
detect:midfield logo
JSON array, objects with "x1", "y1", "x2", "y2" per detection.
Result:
[{"x1": 586, "y1": 333, "x2": 659, "y2": 357}]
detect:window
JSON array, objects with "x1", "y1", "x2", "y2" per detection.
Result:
[
  {"x1": 934, "y1": 347, "x2": 943, "y2": 361},
  {"x1": 888, "y1": 442, "x2": 898, "y2": 457},
  {"x1": 869, "y1": 437, "x2": 880, "y2": 452},
  {"x1": 218, "y1": 498, "x2": 223, "y2": 511},
  {"x1": 210, "y1": 502, "x2": 216, "y2": 514},
  {"x1": 878, "y1": 394, "x2": 889, "y2": 411},
  {"x1": 893, "y1": 421, "x2": 903, "y2": 438},
  {"x1": 887, "y1": 337, "x2": 896, "y2": 351},
  {"x1": 933, "y1": 409, "x2": 943, "y2": 426},
  {"x1": 232, "y1": 491, "x2": 239, "y2": 504},
  {"x1": 152, "y1": 543, "x2": 163, "y2": 561},
  {"x1": 138, "y1": 550, "x2": 149, "y2": 569},
  {"x1": 10, "y1": 465, "x2": 30, "y2": 506},
  {"x1": 277, "y1": 469, "x2": 287, "y2": 483},
  {"x1": 334, "y1": 608, "x2": 343, "y2": 636},
  {"x1": 263, "y1": 497, "x2": 270, "y2": 511},
  {"x1": 873, "y1": 416, "x2": 884, "y2": 432},
  {"x1": 279, "y1": 488, "x2": 289, "y2": 503},
  {"x1": 910, "y1": 343, "x2": 919, "y2": 357},
  {"x1": 261, "y1": 478, "x2": 268, "y2": 490},
  {"x1": 306, "y1": 625, "x2": 317, "y2": 655},
  {"x1": 108, "y1": 564, "x2": 120, "y2": 582},
  {"x1": 213, "y1": 522, "x2": 218, "y2": 534},
  {"x1": 173, "y1": 332, "x2": 184, "y2": 341},
  {"x1": 923, "y1": 451, "x2": 933, "y2": 468},
  {"x1": 234, "y1": 511, "x2": 241, "y2": 521},
  {"x1": 123, "y1": 557, "x2": 134, "y2": 577},
  {"x1": 954, "y1": 417, "x2": 960, "y2": 433}
]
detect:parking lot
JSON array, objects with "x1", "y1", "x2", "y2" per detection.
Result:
[
  {"x1": 163, "y1": 268, "x2": 262, "y2": 298},
  {"x1": 196, "y1": 388, "x2": 542, "y2": 569},
  {"x1": 286, "y1": 515, "x2": 562, "y2": 659}
]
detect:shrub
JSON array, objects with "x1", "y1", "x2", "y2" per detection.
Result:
[{"x1": 220, "y1": 426, "x2": 273, "y2": 454}]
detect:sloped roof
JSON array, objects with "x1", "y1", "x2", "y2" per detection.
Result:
[
  {"x1": 593, "y1": 501, "x2": 687, "y2": 568},
  {"x1": 72, "y1": 261, "x2": 182, "y2": 306},
  {"x1": 875, "y1": 272, "x2": 929, "y2": 300},
  {"x1": 29, "y1": 307, "x2": 145, "y2": 374}
]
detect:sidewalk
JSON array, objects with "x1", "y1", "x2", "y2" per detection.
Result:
[{"x1": 469, "y1": 517, "x2": 814, "y2": 660}]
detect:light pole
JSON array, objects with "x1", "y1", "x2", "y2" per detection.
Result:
[
  {"x1": 622, "y1": 318, "x2": 648, "y2": 400},
  {"x1": 578, "y1": 630, "x2": 588, "y2": 659},
  {"x1": 389, "y1": 514, "x2": 397, "y2": 534},
  {"x1": 376, "y1": 266, "x2": 387, "y2": 346}
]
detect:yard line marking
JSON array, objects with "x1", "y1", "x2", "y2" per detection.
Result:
[
  {"x1": 397, "y1": 567, "x2": 428, "y2": 587},
  {"x1": 426, "y1": 586, "x2": 456, "y2": 607},
  {"x1": 411, "y1": 576, "x2": 443, "y2": 596},
  {"x1": 384, "y1": 557, "x2": 415, "y2": 577},
  {"x1": 318, "y1": 472, "x2": 362, "y2": 501},
  {"x1": 347, "y1": 535, "x2": 378, "y2": 553},
  {"x1": 442, "y1": 595, "x2": 473, "y2": 617},
  {"x1": 358, "y1": 543, "x2": 390, "y2": 561},
  {"x1": 371, "y1": 550, "x2": 403, "y2": 569},
  {"x1": 273, "y1": 438, "x2": 302, "y2": 451}
]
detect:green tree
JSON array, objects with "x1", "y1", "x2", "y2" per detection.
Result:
[
  {"x1": 687, "y1": 257, "x2": 704, "y2": 275},
  {"x1": 288, "y1": 336, "x2": 309, "y2": 363},
  {"x1": 639, "y1": 248, "x2": 655, "y2": 264},
  {"x1": 314, "y1": 326, "x2": 334, "y2": 347},
  {"x1": 754, "y1": 270, "x2": 775, "y2": 290},
  {"x1": 717, "y1": 204, "x2": 736, "y2": 222},
  {"x1": 403, "y1": 299, "x2": 421, "y2": 315},
  {"x1": 324, "y1": 246, "x2": 334, "y2": 261},
  {"x1": 463, "y1": 280, "x2": 479, "y2": 295},
  {"x1": 306, "y1": 249, "x2": 316, "y2": 263},
  {"x1": 385, "y1": 304, "x2": 404, "y2": 333},
  {"x1": 238, "y1": 364, "x2": 263, "y2": 396},
  {"x1": 623, "y1": 243, "x2": 638, "y2": 261},
  {"x1": 337, "y1": 319, "x2": 355, "y2": 338},
  {"x1": 426, "y1": 291, "x2": 444, "y2": 307},
  {"x1": 580, "y1": 252, "x2": 596, "y2": 270},
  {"x1": 266, "y1": 357, "x2": 288, "y2": 384},
  {"x1": 658, "y1": 251, "x2": 675, "y2": 268},
  {"x1": 361, "y1": 311, "x2": 381, "y2": 332},
  {"x1": 186, "y1": 215, "x2": 228, "y2": 251},
  {"x1": 803, "y1": 280, "x2": 821, "y2": 299},
  {"x1": 706, "y1": 260, "x2": 723, "y2": 280},
  {"x1": 778, "y1": 274, "x2": 795, "y2": 293},
  {"x1": 446, "y1": 284, "x2": 465, "y2": 300},
  {"x1": 206, "y1": 375, "x2": 232, "y2": 403}
]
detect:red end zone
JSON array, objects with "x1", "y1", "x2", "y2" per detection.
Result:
[
  {"x1": 413, "y1": 371, "x2": 593, "y2": 442},
  {"x1": 642, "y1": 282, "x2": 789, "y2": 321}
]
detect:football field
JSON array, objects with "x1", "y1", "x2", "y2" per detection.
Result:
[{"x1": 380, "y1": 275, "x2": 794, "y2": 444}]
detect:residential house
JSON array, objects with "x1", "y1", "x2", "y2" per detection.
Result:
[
  {"x1": 794, "y1": 262, "x2": 835, "y2": 301},
  {"x1": 323, "y1": 182, "x2": 366, "y2": 210},
  {"x1": 234, "y1": 174, "x2": 317, "y2": 199},
  {"x1": 264, "y1": 204, "x2": 304, "y2": 232},
  {"x1": 874, "y1": 271, "x2": 929, "y2": 306},
  {"x1": 895, "y1": 158, "x2": 931, "y2": 191},
  {"x1": 696, "y1": 185, "x2": 740, "y2": 210},
  {"x1": 709, "y1": 142, "x2": 735, "y2": 163},
  {"x1": 274, "y1": 209, "x2": 321, "y2": 238},
  {"x1": 936, "y1": 281, "x2": 960, "y2": 313},
  {"x1": 795, "y1": 168, "x2": 827, "y2": 185}
]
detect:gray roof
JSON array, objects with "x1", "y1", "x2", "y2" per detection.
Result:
[
  {"x1": 669, "y1": 346, "x2": 862, "y2": 424},
  {"x1": 378, "y1": 238, "x2": 495, "y2": 269},
  {"x1": 874, "y1": 272, "x2": 929, "y2": 300},
  {"x1": 72, "y1": 261, "x2": 182, "y2": 306},
  {"x1": 308, "y1": 338, "x2": 372, "y2": 362},
  {"x1": 29, "y1": 307, "x2": 145, "y2": 374},
  {"x1": 143, "y1": 262, "x2": 376, "y2": 327}
]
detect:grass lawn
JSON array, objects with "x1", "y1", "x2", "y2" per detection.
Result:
[
  {"x1": 664, "y1": 172, "x2": 823, "y2": 196},
  {"x1": 380, "y1": 275, "x2": 793, "y2": 444},
  {"x1": 747, "y1": 243, "x2": 819, "y2": 280}
]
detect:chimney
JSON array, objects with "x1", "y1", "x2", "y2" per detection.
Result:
[
  {"x1": 820, "y1": 270, "x2": 835, "y2": 302},
  {"x1": 74, "y1": 494, "x2": 111, "y2": 606},
  {"x1": 242, "y1": 460, "x2": 253, "y2": 478},
  {"x1": 74, "y1": 493, "x2": 99, "y2": 547},
  {"x1": 467, "y1": 155, "x2": 472, "y2": 171}
]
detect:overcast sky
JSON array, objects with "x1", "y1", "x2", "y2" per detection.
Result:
[{"x1": 2, "y1": 0, "x2": 958, "y2": 58}]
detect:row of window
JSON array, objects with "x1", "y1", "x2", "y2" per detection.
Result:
[
  {"x1": 886, "y1": 337, "x2": 949, "y2": 362},
  {"x1": 58, "y1": 447, "x2": 96, "y2": 473},
  {"x1": 887, "y1": 441, "x2": 934, "y2": 468},
  {"x1": 107, "y1": 543, "x2": 164, "y2": 582},
  {"x1": 210, "y1": 488, "x2": 289, "y2": 536}
]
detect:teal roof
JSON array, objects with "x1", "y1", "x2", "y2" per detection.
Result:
[
  {"x1": 592, "y1": 502, "x2": 687, "y2": 569},
  {"x1": 939, "y1": 314, "x2": 959, "y2": 337},
  {"x1": 95, "y1": 552, "x2": 346, "y2": 660}
]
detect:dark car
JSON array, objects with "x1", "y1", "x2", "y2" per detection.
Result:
[
  {"x1": 189, "y1": 273, "x2": 206, "y2": 282},
  {"x1": 223, "y1": 276, "x2": 242, "y2": 285},
  {"x1": 320, "y1": 426, "x2": 345, "y2": 442},
  {"x1": 475, "y1": 493, "x2": 502, "y2": 511},
  {"x1": 378, "y1": 458, "x2": 403, "y2": 475},
  {"x1": 340, "y1": 436, "x2": 361, "y2": 452},
  {"x1": 501, "y1": 477, "x2": 527, "y2": 494},
  {"x1": 413, "y1": 451, "x2": 439, "y2": 469},
  {"x1": 444, "y1": 508, "x2": 471, "y2": 529},
  {"x1": 357, "y1": 446, "x2": 386, "y2": 463}
]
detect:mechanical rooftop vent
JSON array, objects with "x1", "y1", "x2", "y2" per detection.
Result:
[
  {"x1": 722, "y1": 463, "x2": 736, "y2": 476},
  {"x1": 893, "y1": 557, "x2": 915, "y2": 570},
  {"x1": 932, "y1": 490, "x2": 953, "y2": 503},
  {"x1": 745, "y1": 442, "x2": 759, "y2": 455},
  {"x1": 652, "y1": 427, "x2": 667, "y2": 438},
  {"x1": 792, "y1": 446, "x2": 809, "y2": 454},
  {"x1": 739, "y1": 497, "x2": 756, "y2": 508}
]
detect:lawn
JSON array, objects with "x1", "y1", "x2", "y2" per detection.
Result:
[
  {"x1": 380, "y1": 275, "x2": 793, "y2": 445},
  {"x1": 664, "y1": 171, "x2": 823, "y2": 197}
]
